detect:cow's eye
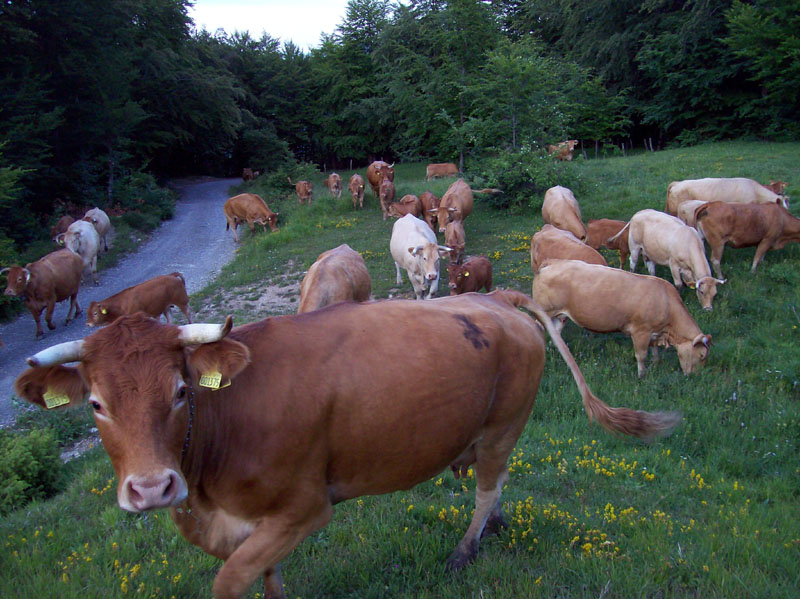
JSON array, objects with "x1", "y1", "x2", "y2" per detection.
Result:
[
  {"x1": 177, "y1": 386, "x2": 187, "y2": 400},
  {"x1": 90, "y1": 400, "x2": 102, "y2": 412}
]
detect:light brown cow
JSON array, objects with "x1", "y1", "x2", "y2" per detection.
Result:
[
  {"x1": 585, "y1": 219, "x2": 630, "y2": 268},
  {"x1": 675, "y1": 200, "x2": 709, "y2": 238},
  {"x1": 83, "y1": 207, "x2": 111, "y2": 252},
  {"x1": 532, "y1": 260, "x2": 712, "y2": 377},
  {"x1": 378, "y1": 179, "x2": 396, "y2": 221},
  {"x1": 425, "y1": 162, "x2": 458, "y2": 180},
  {"x1": 242, "y1": 168, "x2": 254, "y2": 182},
  {"x1": 2, "y1": 249, "x2": 83, "y2": 338},
  {"x1": 59, "y1": 219, "x2": 101, "y2": 285},
  {"x1": 297, "y1": 244, "x2": 371, "y2": 314},
  {"x1": 86, "y1": 273, "x2": 192, "y2": 327},
  {"x1": 349, "y1": 174, "x2": 365, "y2": 209},
  {"x1": 541, "y1": 186, "x2": 587, "y2": 241},
  {"x1": 665, "y1": 177, "x2": 788, "y2": 216},
  {"x1": 15, "y1": 291, "x2": 678, "y2": 598},
  {"x1": 388, "y1": 194, "x2": 423, "y2": 219},
  {"x1": 531, "y1": 224, "x2": 606, "y2": 274},
  {"x1": 447, "y1": 256, "x2": 492, "y2": 295},
  {"x1": 419, "y1": 191, "x2": 439, "y2": 231},
  {"x1": 288, "y1": 178, "x2": 313, "y2": 205},
  {"x1": 324, "y1": 173, "x2": 342, "y2": 199},
  {"x1": 622, "y1": 209, "x2": 725, "y2": 311},
  {"x1": 366, "y1": 161, "x2": 395, "y2": 197},
  {"x1": 444, "y1": 220, "x2": 466, "y2": 264},
  {"x1": 50, "y1": 215, "x2": 75, "y2": 242},
  {"x1": 224, "y1": 193, "x2": 279, "y2": 242},
  {"x1": 694, "y1": 201, "x2": 800, "y2": 277},
  {"x1": 432, "y1": 179, "x2": 474, "y2": 233},
  {"x1": 763, "y1": 180, "x2": 788, "y2": 195},
  {"x1": 546, "y1": 140, "x2": 578, "y2": 161}
]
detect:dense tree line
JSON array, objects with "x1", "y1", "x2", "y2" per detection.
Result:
[{"x1": 0, "y1": 0, "x2": 796, "y2": 257}]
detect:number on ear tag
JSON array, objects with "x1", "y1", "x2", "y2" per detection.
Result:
[
  {"x1": 199, "y1": 371, "x2": 223, "y2": 389},
  {"x1": 43, "y1": 388, "x2": 70, "y2": 409}
]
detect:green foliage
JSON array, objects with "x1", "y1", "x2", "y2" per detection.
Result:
[{"x1": 0, "y1": 429, "x2": 62, "y2": 515}]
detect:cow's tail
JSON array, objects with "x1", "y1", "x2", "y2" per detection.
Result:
[
  {"x1": 607, "y1": 221, "x2": 630, "y2": 244},
  {"x1": 503, "y1": 289, "x2": 681, "y2": 440},
  {"x1": 287, "y1": 176, "x2": 294, "y2": 186},
  {"x1": 471, "y1": 188, "x2": 503, "y2": 195}
]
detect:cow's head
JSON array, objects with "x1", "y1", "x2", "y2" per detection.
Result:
[
  {"x1": 14, "y1": 314, "x2": 250, "y2": 513},
  {"x1": 435, "y1": 207, "x2": 459, "y2": 232},
  {"x1": 446, "y1": 263, "x2": 468, "y2": 295},
  {"x1": 2, "y1": 266, "x2": 30, "y2": 296},
  {"x1": 259, "y1": 212, "x2": 279, "y2": 232},
  {"x1": 409, "y1": 243, "x2": 451, "y2": 283},
  {"x1": 86, "y1": 301, "x2": 112, "y2": 326},
  {"x1": 676, "y1": 333, "x2": 712, "y2": 374},
  {"x1": 691, "y1": 276, "x2": 725, "y2": 311}
]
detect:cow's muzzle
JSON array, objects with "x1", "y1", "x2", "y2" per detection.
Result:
[{"x1": 119, "y1": 469, "x2": 187, "y2": 512}]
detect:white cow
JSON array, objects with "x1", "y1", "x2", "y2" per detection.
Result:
[
  {"x1": 59, "y1": 219, "x2": 101, "y2": 285},
  {"x1": 666, "y1": 177, "x2": 788, "y2": 216},
  {"x1": 390, "y1": 214, "x2": 450, "y2": 300},
  {"x1": 83, "y1": 207, "x2": 111, "y2": 252},
  {"x1": 675, "y1": 199, "x2": 709, "y2": 240}
]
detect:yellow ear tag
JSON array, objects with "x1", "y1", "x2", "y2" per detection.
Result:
[
  {"x1": 100, "y1": 307, "x2": 107, "y2": 314},
  {"x1": 199, "y1": 371, "x2": 231, "y2": 391},
  {"x1": 43, "y1": 388, "x2": 70, "y2": 409},
  {"x1": 464, "y1": 272, "x2": 470, "y2": 277}
]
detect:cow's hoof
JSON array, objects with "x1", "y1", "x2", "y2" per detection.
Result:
[
  {"x1": 446, "y1": 540, "x2": 478, "y2": 571},
  {"x1": 47, "y1": 322, "x2": 56, "y2": 330},
  {"x1": 481, "y1": 513, "x2": 508, "y2": 539}
]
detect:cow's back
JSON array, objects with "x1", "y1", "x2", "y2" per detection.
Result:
[
  {"x1": 696, "y1": 202, "x2": 780, "y2": 248},
  {"x1": 33, "y1": 250, "x2": 83, "y2": 300},
  {"x1": 542, "y1": 186, "x2": 585, "y2": 239},
  {"x1": 532, "y1": 225, "x2": 604, "y2": 272},
  {"x1": 298, "y1": 245, "x2": 371, "y2": 313}
]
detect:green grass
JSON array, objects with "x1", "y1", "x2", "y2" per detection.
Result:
[{"x1": 2, "y1": 142, "x2": 799, "y2": 598}]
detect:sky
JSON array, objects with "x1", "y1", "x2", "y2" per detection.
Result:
[{"x1": 188, "y1": 0, "x2": 352, "y2": 52}]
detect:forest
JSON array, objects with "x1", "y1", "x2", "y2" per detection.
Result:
[{"x1": 1, "y1": 0, "x2": 797, "y2": 258}]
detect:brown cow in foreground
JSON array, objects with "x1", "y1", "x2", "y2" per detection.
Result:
[
  {"x1": 224, "y1": 193, "x2": 279, "y2": 242},
  {"x1": 447, "y1": 256, "x2": 492, "y2": 295},
  {"x1": 378, "y1": 179, "x2": 396, "y2": 220},
  {"x1": 348, "y1": 174, "x2": 365, "y2": 209},
  {"x1": 86, "y1": 272, "x2": 192, "y2": 327},
  {"x1": 531, "y1": 224, "x2": 606, "y2": 273},
  {"x1": 324, "y1": 173, "x2": 342, "y2": 199},
  {"x1": 585, "y1": 219, "x2": 630, "y2": 268},
  {"x1": 288, "y1": 178, "x2": 313, "y2": 205},
  {"x1": 432, "y1": 178, "x2": 474, "y2": 233},
  {"x1": 542, "y1": 186, "x2": 586, "y2": 240},
  {"x1": 366, "y1": 160, "x2": 395, "y2": 196},
  {"x1": 532, "y1": 260, "x2": 711, "y2": 377},
  {"x1": 15, "y1": 291, "x2": 679, "y2": 598},
  {"x1": 2, "y1": 249, "x2": 83, "y2": 338},
  {"x1": 297, "y1": 244, "x2": 371, "y2": 314},
  {"x1": 425, "y1": 162, "x2": 458, "y2": 180},
  {"x1": 665, "y1": 177, "x2": 787, "y2": 216},
  {"x1": 50, "y1": 215, "x2": 75, "y2": 242},
  {"x1": 694, "y1": 201, "x2": 800, "y2": 277},
  {"x1": 547, "y1": 140, "x2": 578, "y2": 161},
  {"x1": 387, "y1": 194, "x2": 423, "y2": 219}
]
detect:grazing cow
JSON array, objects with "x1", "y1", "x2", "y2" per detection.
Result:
[
  {"x1": 348, "y1": 174, "x2": 365, "y2": 209},
  {"x1": 378, "y1": 179, "x2": 396, "y2": 221},
  {"x1": 15, "y1": 291, "x2": 678, "y2": 598},
  {"x1": 531, "y1": 224, "x2": 607, "y2": 273},
  {"x1": 59, "y1": 220, "x2": 101, "y2": 285},
  {"x1": 444, "y1": 220, "x2": 466, "y2": 264},
  {"x1": 432, "y1": 179, "x2": 474, "y2": 233},
  {"x1": 324, "y1": 173, "x2": 342, "y2": 199},
  {"x1": 83, "y1": 207, "x2": 111, "y2": 252},
  {"x1": 763, "y1": 180, "x2": 787, "y2": 196},
  {"x1": 2, "y1": 249, "x2": 83, "y2": 338},
  {"x1": 665, "y1": 177, "x2": 788, "y2": 216},
  {"x1": 388, "y1": 194, "x2": 423, "y2": 219},
  {"x1": 224, "y1": 193, "x2": 279, "y2": 242},
  {"x1": 366, "y1": 161, "x2": 395, "y2": 197},
  {"x1": 419, "y1": 191, "x2": 439, "y2": 231},
  {"x1": 390, "y1": 214, "x2": 450, "y2": 300},
  {"x1": 585, "y1": 219, "x2": 630, "y2": 268},
  {"x1": 447, "y1": 256, "x2": 492, "y2": 295},
  {"x1": 620, "y1": 209, "x2": 725, "y2": 311},
  {"x1": 546, "y1": 140, "x2": 578, "y2": 161},
  {"x1": 675, "y1": 200, "x2": 709, "y2": 239},
  {"x1": 694, "y1": 201, "x2": 800, "y2": 277},
  {"x1": 297, "y1": 244, "x2": 371, "y2": 314},
  {"x1": 425, "y1": 162, "x2": 459, "y2": 180},
  {"x1": 50, "y1": 215, "x2": 75, "y2": 242},
  {"x1": 532, "y1": 260, "x2": 712, "y2": 377},
  {"x1": 541, "y1": 186, "x2": 587, "y2": 241},
  {"x1": 288, "y1": 178, "x2": 313, "y2": 205},
  {"x1": 242, "y1": 168, "x2": 254, "y2": 182},
  {"x1": 86, "y1": 273, "x2": 192, "y2": 327}
]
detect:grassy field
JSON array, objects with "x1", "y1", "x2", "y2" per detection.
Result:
[{"x1": 2, "y1": 142, "x2": 798, "y2": 598}]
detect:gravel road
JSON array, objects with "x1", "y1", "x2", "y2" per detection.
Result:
[{"x1": 0, "y1": 178, "x2": 239, "y2": 426}]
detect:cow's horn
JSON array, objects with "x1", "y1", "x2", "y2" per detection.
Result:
[
  {"x1": 177, "y1": 315, "x2": 233, "y2": 346},
  {"x1": 27, "y1": 340, "x2": 85, "y2": 367},
  {"x1": 0, "y1": 267, "x2": 9, "y2": 276}
]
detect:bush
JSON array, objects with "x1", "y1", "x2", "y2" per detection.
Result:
[
  {"x1": 112, "y1": 171, "x2": 176, "y2": 229},
  {"x1": 0, "y1": 429, "x2": 63, "y2": 515}
]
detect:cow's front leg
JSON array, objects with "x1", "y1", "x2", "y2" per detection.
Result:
[{"x1": 668, "y1": 263, "x2": 684, "y2": 288}]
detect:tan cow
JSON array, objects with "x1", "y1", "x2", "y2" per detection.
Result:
[
  {"x1": 675, "y1": 200, "x2": 709, "y2": 239},
  {"x1": 447, "y1": 256, "x2": 492, "y2": 295},
  {"x1": 348, "y1": 174, "x2": 365, "y2": 209},
  {"x1": 366, "y1": 161, "x2": 395, "y2": 196},
  {"x1": 388, "y1": 194, "x2": 423, "y2": 219},
  {"x1": 297, "y1": 244, "x2": 371, "y2": 314},
  {"x1": 15, "y1": 291, "x2": 678, "y2": 598},
  {"x1": 694, "y1": 201, "x2": 800, "y2": 277},
  {"x1": 86, "y1": 273, "x2": 192, "y2": 327},
  {"x1": 665, "y1": 177, "x2": 788, "y2": 216},
  {"x1": 288, "y1": 177, "x2": 313, "y2": 205},
  {"x1": 432, "y1": 179, "x2": 474, "y2": 233},
  {"x1": 621, "y1": 209, "x2": 725, "y2": 311},
  {"x1": 50, "y1": 215, "x2": 75, "y2": 242},
  {"x1": 223, "y1": 193, "x2": 279, "y2": 242},
  {"x1": 378, "y1": 179, "x2": 396, "y2": 220},
  {"x1": 425, "y1": 162, "x2": 458, "y2": 180},
  {"x1": 763, "y1": 180, "x2": 788, "y2": 195},
  {"x1": 585, "y1": 219, "x2": 630, "y2": 268},
  {"x1": 83, "y1": 207, "x2": 111, "y2": 252},
  {"x1": 532, "y1": 260, "x2": 712, "y2": 377},
  {"x1": 2, "y1": 249, "x2": 83, "y2": 338},
  {"x1": 390, "y1": 214, "x2": 450, "y2": 299},
  {"x1": 324, "y1": 172, "x2": 342, "y2": 199},
  {"x1": 547, "y1": 140, "x2": 578, "y2": 161},
  {"x1": 531, "y1": 224, "x2": 607, "y2": 273},
  {"x1": 444, "y1": 220, "x2": 466, "y2": 264},
  {"x1": 541, "y1": 186, "x2": 587, "y2": 241},
  {"x1": 419, "y1": 191, "x2": 439, "y2": 231},
  {"x1": 59, "y1": 219, "x2": 101, "y2": 285}
]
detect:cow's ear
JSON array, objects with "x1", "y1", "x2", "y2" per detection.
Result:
[
  {"x1": 187, "y1": 338, "x2": 251, "y2": 386},
  {"x1": 14, "y1": 366, "x2": 89, "y2": 410}
]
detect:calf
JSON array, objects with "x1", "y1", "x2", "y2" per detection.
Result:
[
  {"x1": 50, "y1": 215, "x2": 75, "y2": 242},
  {"x1": 763, "y1": 180, "x2": 787, "y2": 196},
  {"x1": 86, "y1": 272, "x2": 192, "y2": 327},
  {"x1": 419, "y1": 191, "x2": 439, "y2": 231},
  {"x1": 379, "y1": 178, "x2": 396, "y2": 221},
  {"x1": 425, "y1": 162, "x2": 458, "y2": 180},
  {"x1": 390, "y1": 214, "x2": 450, "y2": 300},
  {"x1": 349, "y1": 174, "x2": 365, "y2": 209},
  {"x1": 2, "y1": 249, "x2": 83, "y2": 338},
  {"x1": 447, "y1": 256, "x2": 492, "y2": 295},
  {"x1": 585, "y1": 219, "x2": 630, "y2": 267},
  {"x1": 532, "y1": 260, "x2": 712, "y2": 377},
  {"x1": 694, "y1": 201, "x2": 800, "y2": 277},
  {"x1": 297, "y1": 244, "x2": 371, "y2": 313},
  {"x1": 83, "y1": 207, "x2": 111, "y2": 252},
  {"x1": 324, "y1": 173, "x2": 342, "y2": 199},
  {"x1": 288, "y1": 178, "x2": 313, "y2": 205},
  {"x1": 542, "y1": 186, "x2": 586, "y2": 240},
  {"x1": 444, "y1": 220, "x2": 466, "y2": 264},
  {"x1": 531, "y1": 224, "x2": 606, "y2": 273},
  {"x1": 666, "y1": 177, "x2": 787, "y2": 216},
  {"x1": 388, "y1": 194, "x2": 423, "y2": 219},
  {"x1": 59, "y1": 219, "x2": 101, "y2": 285},
  {"x1": 224, "y1": 193, "x2": 279, "y2": 242}
]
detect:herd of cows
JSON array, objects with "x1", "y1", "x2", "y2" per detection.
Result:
[{"x1": 2, "y1": 159, "x2": 797, "y2": 599}]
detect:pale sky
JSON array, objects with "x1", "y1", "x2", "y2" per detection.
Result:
[{"x1": 188, "y1": 0, "x2": 352, "y2": 52}]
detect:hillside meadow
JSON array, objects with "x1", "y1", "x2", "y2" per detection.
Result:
[{"x1": 2, "y1": 142, "x2": 798, "y2": 598}]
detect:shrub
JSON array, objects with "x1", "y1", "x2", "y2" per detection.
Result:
[
  {"x1": 112, "y1": 171, "x2": 176, "y2": 229},
  {"x1": 0, "y1": 429, "x2": 63, "y2": 515}
]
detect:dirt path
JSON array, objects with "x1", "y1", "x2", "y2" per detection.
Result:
[{"x1": 0, "y1": 178, "x2": 240, "y2": 426}]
